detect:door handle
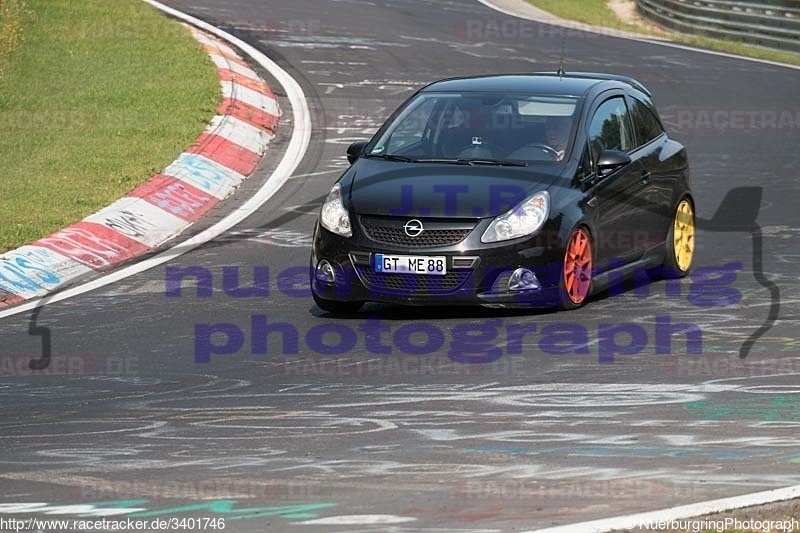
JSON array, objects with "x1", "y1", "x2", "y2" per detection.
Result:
[{"x1": 640, "y1": 170, "x2": 651, "y2": 184}]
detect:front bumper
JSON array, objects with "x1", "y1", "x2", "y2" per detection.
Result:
[{"x1": 311, "y1": 221, "x2": 566, "y2": 308}]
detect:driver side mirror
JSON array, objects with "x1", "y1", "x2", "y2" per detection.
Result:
[
  {"x1": 346, "y1": 140, "x2": 369, "y2": 164},
  {"x1": 596, "y1": 149, "x2": 631, "y2": 177}
]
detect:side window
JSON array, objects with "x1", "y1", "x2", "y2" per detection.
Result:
[
  {"x1": 630, "y1": 97, "x2": 664, "y2": 146},
  {"x1": 588, "y1": 97, "x2": 634, "y2": 160}
]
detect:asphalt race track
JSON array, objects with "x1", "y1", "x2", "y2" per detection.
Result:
[{"x1": 1, "y1": 0, "x2": 799, "y2": 531}]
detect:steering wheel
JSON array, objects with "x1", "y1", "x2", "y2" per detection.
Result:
[
  {"x1": 505, "y1": 142, "x2": 561, "y2": 161},
  {"x1": 522, "y1": 143, "x2": 559, "y2": 158}
]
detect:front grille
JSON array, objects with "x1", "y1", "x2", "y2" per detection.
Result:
[
  {"x1": 359, "y1": 216, "x2": 476, "y2": 248},
  {"x1": 354, "y1": 265, "x2": 471, "y2": 295}
]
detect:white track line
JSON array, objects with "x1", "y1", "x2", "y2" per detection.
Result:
[
  {"x1": 0, "y1": 0, "x2": 310, "y2": 320},
  {"x1": 477, "y1": 0, "x2": 800, "y2": 71},
  {"x1": 524, "y1": 484, "x2": 800, "y2": 532}
]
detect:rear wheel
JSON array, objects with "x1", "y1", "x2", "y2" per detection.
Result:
[
  {"x1": 661, "y1": 198, "x2": 695, "y2": 278},
  {"x1": 559, "y1": 226, "x2": 593, "y2": 309},
  {"x1": 312, "y1": 293, "x2": 363, "y2": 314}
]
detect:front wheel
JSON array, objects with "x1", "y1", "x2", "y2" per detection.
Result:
[
  {"x1": 312, "y1": 293, "x2": 363, "y2": 314},
  {"x1": 559, "y1": 226, "x2": 593, "y2": 309},
  {"x1": 661, "y1": 198, "x2": 695, "y2": 278}
]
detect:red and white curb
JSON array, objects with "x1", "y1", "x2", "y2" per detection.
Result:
[{"x1": 0, "y1": 25, "x2": 280, "y2": 307}]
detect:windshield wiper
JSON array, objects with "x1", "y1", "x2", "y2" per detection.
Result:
[
  {"x1": 464, "y1": 158, "x2": 528, "y2": 167},
  {"x1": 415, "y1": 157, "x2": 528, "y2": 167},
  {"x1": 413, "y1": 158, "x2": 470, "y2": 165},
  {"x1": 365, "y1": 153, "x2": 417, "y2": 162}
]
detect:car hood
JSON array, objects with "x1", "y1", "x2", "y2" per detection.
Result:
[{"x1": 346, "y1": 159, "x2": 563, "y2": 218}]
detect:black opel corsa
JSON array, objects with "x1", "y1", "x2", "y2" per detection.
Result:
[{"x1": 310, "y1": 72, "x2": 695, "y2": 313}]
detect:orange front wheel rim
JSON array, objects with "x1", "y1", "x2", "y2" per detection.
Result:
[{"x1": 564, "y1": 227, "x2": 592, "y2": 304}]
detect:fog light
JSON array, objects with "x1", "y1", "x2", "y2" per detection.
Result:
[
  {"x1": 508, "y1": 268, "x2": 540, "y2": 291},
  {"x1": 315, "y1": 260, "x2": 336, "y2": 285}
]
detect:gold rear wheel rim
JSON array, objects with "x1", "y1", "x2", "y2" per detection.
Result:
[{"x1": 673, "y1": 199, "x2": 695, "y2": 272}]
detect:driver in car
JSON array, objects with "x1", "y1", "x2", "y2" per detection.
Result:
[{"x1": 545, "y1": 116, "x2": 571, "y2": 161}]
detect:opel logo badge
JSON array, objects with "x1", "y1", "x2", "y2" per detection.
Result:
[{"x1": 403, "y1": 219, "x2": 424, "y2": 237}]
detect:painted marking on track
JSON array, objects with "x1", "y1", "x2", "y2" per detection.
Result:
[
  {"x1": 295, "y1": 514, "x2": 417, "y2": 525},
  {"x1": 128, "y1": 174, "x2": 216, "y2": 222},
  {"x1": 163, "y1": 153, "x2": 245, "y2": 199},
  {"x1": 0, "y1": 420, "x2": 167, "y2": 439},
  {"x1": 137, "y1": 414, "x2": 397, "y2": 440},
  {"x1": 0, "y1": 246, "x2": 93, "y2": 298},
  {"x1": 0, "y1": 503, "x2": 146, "y2": 517},
  {"x1": 83, "y1": 198, "x2": 187, "y2": 247},
  {"x1": 34, "y1": 222, "x2": 149, "y2": 270},
  {"x1": 220, "y1": 228, "x2": 313, "y2": 248}
]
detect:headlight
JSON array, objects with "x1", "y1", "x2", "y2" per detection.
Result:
[
  {"x1": 320, "y1": 182, "x2": 352, "y2": 237},
  {"x1": 481, "y1": 191, "x2": 550, "y2": 243}
]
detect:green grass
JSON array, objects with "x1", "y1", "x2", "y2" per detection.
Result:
[
  {"x1": 0, "y1": 0, "x2": 220, "y2": 253},
  {"x1": 0, "y1": 0, "x2": 29, "y2": 79},
  {"x1": 528, "y1": 0, "x2": 642, "y2": 33},
  {"x1": 525, "y1": 0, "x2": 800, "y2": 67}
]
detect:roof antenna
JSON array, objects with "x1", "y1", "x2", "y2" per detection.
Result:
[{"x1": 556, "y1": 33, "x2": 566, "y2": 77}]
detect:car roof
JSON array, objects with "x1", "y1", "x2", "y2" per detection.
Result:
[{"x1": 421, "y1": 72, "x2": 651, "y2": 98}]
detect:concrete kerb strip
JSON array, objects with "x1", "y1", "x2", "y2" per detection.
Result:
[{"x1": 0, "y1": 20, "x2": 281, "y2": 307}]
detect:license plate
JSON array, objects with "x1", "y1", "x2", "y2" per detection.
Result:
[{"x1": 374, "y1": 254, "x2": 447, "y2": 275}]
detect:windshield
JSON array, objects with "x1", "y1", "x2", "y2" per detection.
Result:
[{"x1": 367, "y1": 92, "x2": 579, "y2": 164}]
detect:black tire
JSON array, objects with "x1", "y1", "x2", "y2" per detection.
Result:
[{"x1": 313, "y1": 293, "x2": 363, "y2": 314}]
